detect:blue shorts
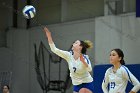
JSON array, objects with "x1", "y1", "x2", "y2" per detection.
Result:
[{"x1": 73, "y1": 81, "x2": 94, "y2": 92}]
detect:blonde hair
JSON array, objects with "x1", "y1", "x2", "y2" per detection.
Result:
[{"x1": 84, "y1": 40, "x2": 93, "y2": 49}]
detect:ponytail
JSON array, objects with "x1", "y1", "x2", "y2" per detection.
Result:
[
  {"x1": 80, "y1": 40, "x2": 93, "y2": 54},
  {"x1": 120, "y1": 59, "x2": 125, "y2": 65},
  {"x1": 84, "y1": 40, "x2": 93, "y2": 49}
]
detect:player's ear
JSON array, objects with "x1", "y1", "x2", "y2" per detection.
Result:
[{"x1": 119, "y1": 57, "x2": 122, "y2": 61}]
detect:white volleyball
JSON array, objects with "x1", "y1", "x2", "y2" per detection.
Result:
[{"x1": 22, "y1": 5, "x2": 36, "y2": 19}]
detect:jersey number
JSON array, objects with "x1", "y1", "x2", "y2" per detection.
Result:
[
  {"x1": 110, "y1": 82, "x2": 115, "y2": 89},
  {"x1": 73, "y1": 67, "x2": 77, "y2": 73}
]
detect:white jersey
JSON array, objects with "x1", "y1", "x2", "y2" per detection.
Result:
[
  {"x1": 49, "y1": 43, "x2": 93, "y2": 85},
  {"x1": 102, "y1": 65, "x2": 140, "y2": 93}
]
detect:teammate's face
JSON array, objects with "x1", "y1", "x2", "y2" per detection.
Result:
[
  {"x1": 72, "y1": 40, "x2": 82, "y2": 52},
  {"x1": 3, "y1": 86, "x2": 9, "y2": 93},
  {"x1": 110, "y1": 50, "x2": 121, "y2": 64}
]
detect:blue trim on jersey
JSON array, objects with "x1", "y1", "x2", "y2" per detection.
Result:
[
  {"x1": 83, "y1": 55, "x2": 90, "y2": 64},
  {"x1": 73, "y1": 81, "x2": 94, "y2": 92},
  {"x1": 122, "y1": 66, "x2": 133, "y2": 84}
]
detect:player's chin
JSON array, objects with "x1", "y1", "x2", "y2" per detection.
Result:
[{"x1": 109, "y1": 61, "x2": 114, "y2": 65}]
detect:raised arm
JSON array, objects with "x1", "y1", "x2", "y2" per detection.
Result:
[
  {"x1": 44, "y1": 27, "x2": 70, "y2": 61},
  {"x1": 44, "y1": 27, "x2": 53, "y2": 44}
]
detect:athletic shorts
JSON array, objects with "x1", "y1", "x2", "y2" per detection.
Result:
[{"x1": 73, "y1": 81, "x2": 94, "y2": 92}]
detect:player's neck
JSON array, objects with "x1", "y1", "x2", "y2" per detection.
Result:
[
  {"x1": 4, "y1": 92, "x2": 9, "y2": 93},
  {"x1": 113, "y1": 63, "x2": 121, "y2": 72},
  {"x1": 73, "y1": 51, "x2": 81, "y2": 60}
]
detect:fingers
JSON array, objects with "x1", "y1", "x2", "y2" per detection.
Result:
[
  {"x1": 43, "y1": 27, "x2": 52, "y2": 38},
  {"x1": 44, "y1": 27, "x2": 47, "y2": 31},
  {"x1": 44, "y1": 27, "x2": 49, "y2": 33}
]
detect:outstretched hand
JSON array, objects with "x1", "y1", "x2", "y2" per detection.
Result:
[
  {"x1": 43, "y1": 27, "x2": 53, "y2": 44},
  {"x1": 44, "y1": 27, "x2": 51, "y2": 37}
]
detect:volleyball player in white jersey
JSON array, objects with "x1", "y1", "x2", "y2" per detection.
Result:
[
  {"x1": 102, "y1": 49, "x2": 140, "y2": 93},
  {"x1": 44, "y1": 27, "x2": 94, "y2": 93}
]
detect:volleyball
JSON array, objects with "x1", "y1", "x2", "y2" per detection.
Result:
[{"x1": 22, "y1": 5, "x2": 36, "y2": 19}]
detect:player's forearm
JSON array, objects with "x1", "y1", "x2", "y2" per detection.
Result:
[{"x1": 45, "y1": 32, "x2": 54, "y2": 44}]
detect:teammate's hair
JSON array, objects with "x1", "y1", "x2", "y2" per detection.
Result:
[
  {"x1": 80, "y1": 40, "x2": 93, "y2": 54},
  {"x1": 111, "y1": 48, "x2": 125, "y2": 65}
]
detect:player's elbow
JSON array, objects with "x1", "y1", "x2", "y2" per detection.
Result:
[
  {"x1": 136, "y1": 82, "x2": 140, "y2": 90},
  {"x1": 132, "y1": 82, "x2": 140, "y2": 92}
]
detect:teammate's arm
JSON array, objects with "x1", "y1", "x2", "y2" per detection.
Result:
[
  {"x1": 102, "y1": 69, "x2": 109, "y2": 93},
  {"x1": 123, "y1": 67, "x2": 140, "y2": 93}
]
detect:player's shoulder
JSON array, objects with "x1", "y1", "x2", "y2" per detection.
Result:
[
  {"x1": 83, "y1": 54, "x2": 89, "y2": 58},
  {"x1": 120, "y1": 65, "x2": 130, "y2": 73},
  {"x1": 106, "y1": 66, "x2": 113, "y2": 73},
  {"x1": 67, "y1": 51, "x2": 73, "y2": 59},
  {"x1": 69, "y1": 51, "x2": 75, "y2": 56},
  {"x1": 120, "y1": 65, "x2": 128, "y2": 70}
]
